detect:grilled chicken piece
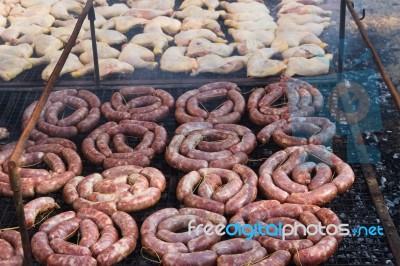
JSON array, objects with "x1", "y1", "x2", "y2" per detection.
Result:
[
  {"x1": 160, "y1": 46, "x2": 197, "y2": 73},
  {"x1": 284, "y1": 54, "x2": 332, "y2": 77},
  {"x1": 281, "y1": 44, "x2": 326, "y2": 59},
  {"x1": 174, "y1": 6, "x2": 225, "y2": 20},
  {"x1": 71, "y1": 58, "x2": 134, "y2": 79},
  {"x1": 80, "y1": 29, "x2": 127, "y2": 45},
  {"x1": 174, "y1": 29, "x2": 226, "y2": 47},
  {"x1": 222, "y1": 12, "x2": 273, "y2": 22},
  {"x1": 181, "y1": 17, "x2": 224, "y2": 37},
  {"x1": 118, "y1": 43, "x2": 158, "y2": 70},
  {"x1": 247, "y1": 49, "x2": 286, "y2": 77},
  {"x1": 95, "y1": 3, "x2": 130, "y2": 18},
  {"x1": 18, "y1": 34, "x2": 63, "y2": 56},
  {"x1": 130, "y1": 32, "x2": 173, "y2": 55},
  {"x1": 278, "y1": 2, "x2": 332, "y2": 17},
  {"x1": 224, "y1": 19, "x2": 277, "y2": 31},
  {"x1": 192, "y1": 54, "x2": 248, "y2": 75},
  {"x1": 50, "y1": 0, "x2": 83, "y2": 20},
  {"x1": 186, "y1": 38, "x2": 235, "y2": 58},
  {"x1": 143, "y1": 16, "x2": 182, "y2": 35},
  {"x1": 277, "y1": 13, "x2": 331, "y2": 25},
  {"x1": 0, "y1": 44, "x2": 33, "y2": 58},
  {"x1": 102, "y1": 16, "x2": 149, "y2": 33},
  {"x1": 9, "y1": 14, "x2": 55, "y2": 28},
  {"x1": 228, "y1": 29, "x2": 275, "y2": 46},
  {"x1": 126, "y1": 0, "x2": 174, "y2": 10},
  {"x1": 122, "y1": 8, "x2": 172, "y2": 19},
  {"x1": 0, "y1": 54, "x2": 32, "y2": 81},
  {"x1": 220, "y1": 1, "x2": 269, "y2": 14},
  {"x1": 179, "y1": 0, "x2": 219, "y2": 10}
]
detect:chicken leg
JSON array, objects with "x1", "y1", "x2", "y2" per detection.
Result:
[
  {"x1": 160, "y1": 46, "x2": 198, "y2": 73},
  {"x1": 119, "y1": 43, "x2": 158, "y2": 70},
  {"x1": 174, "y1": 29, "x2": 226, "y2": 46},
  {"x1": 186, "y1": 38, "x2": 234, "y2": 57},
  {"x1": 143, "y1": 16, "x2": 182, "y2": 35},
  {"x1": 181, "y1": 17, "x2": 224, "y2": 37},
  {"x1": 284, "y1": 54, "x2": 332, "y2": 77},
  {"x1": 0, "y1": 54, "x2": 32, "y2": 81},
  {"x1": 192, "y1": 54, "x2": 248, "y2": 75},
  {"x1": 71, "y1": 58, "x2": 134, "y2": 79},
  {"x1": 130, "y1": 32, "x2": 173, "y2": 54}
]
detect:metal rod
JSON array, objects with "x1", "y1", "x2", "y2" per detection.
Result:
[
  {"x1": 346, "y1": 0, "x2": 400, "y2": 114},
  {"x1": 338, "y1": 0, "x2": 346, "y2": 74},
  {"x1": 89, "y1": 6, "x2": 100, "y2": 89},
  {"x1": 7, "y1": 0, "x2": 94, "y2": 265}
]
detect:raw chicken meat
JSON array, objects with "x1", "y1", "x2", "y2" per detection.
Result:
[
  {"x1": 277, "y1": 13, "x2": 331, "y2": 25},
  {"x1": 272, "y1": 31, "x2": 327, "y2": 51},
  {"x1": 228, "y1": 29, "x2": 275, "y2": 46},
  {"x1": 71, "y1": 58, "x2": 134, "y2": 79},
  {"x1": 179, "y1": 0, "x2": 219, "y2": 10},
  {"x1": 8, "y1": 4, "x2": 51, "y2": 17},
  {"x1": 122, "y1": 8, "x2": 172, "y2": 19},
  {"x1": 276, "y1": 21, "x2": 330, "y2": 36},
  {"x1": 130, "y1": 32, "x2": 173, "y2": 54},
  {"x1": 247, "y1": 49, "x2": 286, "y2": 77},
  {"x1": 282, "y1": 44, "x2": 326, "y2": 59},
  {"x1": 9, "y1": 14, "x2": 55, "y2": 28},
  {"x1": 18, "y1": 34, "x2": 63, "y2": 56},
  {"x1": 220, "y1": 1, "x2": 269, "y2": 14},
  {"x1": 1, "y1": 23, "x2": 48, "y2": 44},
  {"x1": 0, "y1": 2, "x2": 13, "y2": 16},
  {"x1": 143, "y1": 16, "x2": 182, "y2": 35},
  {"x1": 160, "y1": 46, "x2": 197, "y2": 73},
  {"x1": 192, "y1": 54, "x2": 248, "y2": 75},
  {"x1": 236, "y1": 40, "x2": 265, "y2": 55},
  {"x1": 95, "y1": 4, "x2": 130, "y2": 19},
  {"x1": 174, "y1": 6, "x2": 225, "y2": 20},
  {"x1": 278, "y1": 0, "x2": 324, "y2": 7},
  {"x1": 0, "y1": 54, "x2": 32, "y2": 81},
  {"x1": 222, "y1": 12, "x2": 274, "y2": 22},
  {"x1": 50, "y1": 26, "x2": 85, "y2": 43},
  {"x1": 20, "y1": 0, "x2": 57, "y2": 8},
  {"x1": 278, "y1": 2, "x2": 332, "y2": 17},
  {"x1": 225, "y1": 19, "x2": 277, "y2": 31},
  {"x1": 118, "y1": 43, "x2": 158, "y2": 70},
  {"x1": 80, "y1": 29, "x2": 127, "y2": 45},
  {"x1": 186, "y1": 38, "x2": 235, "y2": 57},
  {"x1": 0, "y1": 16, "x2": 5, "y2": 27},
  {"x1": 50, "y1": 0, "x2": 83, "y2": 20},
  {"x1": 181, "y1": 17, "x2": 224, "y2": 37},
  {"x1": 0, "y1": 44, "x2": 33, "y2": 58},
  {"x1": 83, "y1": 13, "x2": 107, "y2": 30},
  {"x1": 284, "y1": 54, "x2": 333, "y2": 77},
  {"x1": 102, "y1": 17, "x2": 149, "y2": 33},
  {"x1": 127, "y1": 0, "x2": 174, "y2": 10},
  {"x1": 174, "y1": 29, "x2": 226, "y2": 46},
  {"x1": 72, "y1": 40, "x2": 120, "y2": 64}
]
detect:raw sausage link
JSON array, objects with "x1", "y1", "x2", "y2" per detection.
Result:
[{"x1": 24, "y1": 197, "x2": 60, "y2": 228}]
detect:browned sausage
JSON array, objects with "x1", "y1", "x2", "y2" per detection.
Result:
[
  {"x1": 286, "y1": 183, "x2": 338, "y2": 206},
  {"x1": 79, "y1": 218, "x2": 100, "y2": 248},
  {"x1": 45, "y1": 102, "x2": 64, "y2": 125},
  {"x1": 39, "y1": 211, "x2": 77, "y2": 233},
  {"x1": 37, "y1": 121, "x2": 78, "y2": 138},
  {"x1": 308, "y1": 163, "x2": 332, "y2": 190},
  {"x1": 57, "y1": 107, "x2": 89, "y2": 127},
  {"x1": 0, "y1": 230, "x2": 23, "y2": 257},
  {"x1": 111, "y1": 92, "x2": 127, "y2": 111},
  {"x1": 163, "y1": 251, "x2": 217, "y2": 266},
  {"x1": 77, "y1": 208, "x2": 113, "y2": 230},
  {"x1": 293, "y1": 236, "x2": 338, "y2": 266},
  {"x1": 48, "y1": 217, "x2": 81, "y2": 240},
  {"x1": 101, "y1": 103, "x2": 130, "y2": 122},
  {"x1": 46, "y1": 254, "x2": 97, "y2": 266},
  {"x1": 77, "y1": 90, "x2": 101, "y2": 108},
  {"x1": 96, "y1": 237, "x2": 137, "y2": 266},
  {"x1": 44, "y1": 153, "x2": 66, "y2": 174},
  {"x1": 35, "y1": 171, "x2": 75, "y2": 195},
  {"x1": 36, "y1": 138, "x2": 76, "y2": 151},
  {"x1": 31, "y1": 231, "x2": 54, "y2": 264},
  {"x1": 209, "y1": 152, "x2": 248, "y2": 169},
  {"x1": 77, "y1": 108, "x2": 101, "y2": 133},
  {"x1": 292, "y1": 162, "x2": 316, "y2": 185},
  {"x1": 120, "y1": 86, "x2": 155, "y2": 99},
  {"x1": 90, "y1": 225, "x2": 119, "y2": 256},
  {"x1": 61, "y1": 148, "x2": 82, "y2": 175},
  {"x1": 50, "y1": 238, "x2": 92, "y2": 256}
]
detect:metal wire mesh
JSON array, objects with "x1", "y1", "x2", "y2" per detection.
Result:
[{"x1": 0, "y1": 83, "x2": 395, "y2": 265}]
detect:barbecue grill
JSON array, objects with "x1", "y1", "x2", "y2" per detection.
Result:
[{"x1": 0, "y1": 0, "x2": 399, "y2": 265}]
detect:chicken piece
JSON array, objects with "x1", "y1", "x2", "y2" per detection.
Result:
[
  {"x1": 18, "y1": 34, "x2": 63, "y2": 56},
  {"x1": 192, "y1": 54, "x2": 248, "y2": 75},
  {"x1": 278, "y1": 2, "x2": 332, "y2": 17},
  {"x1": 236, "y1": 39, "x2": 265, "y2": 55},
  {"x1": 0, "y1": 44, "x2": 33, "y2": 58},
  {"x1": 102, "y1": 16, "x2": 149, "y2": 33},
  {"x1": 179, "y1": 0, "x2": 219, "y2": 10},
  {"x1": 8, "y1": 4, "x2": 52, "y2": 17},
  {"x1": 71, "y1": 58, "x2": 134, "y2": 79},
  {"x1": 9, "y1": 14, "x2": 55, "y2": 28},
  {"x1": 181, "y1": 17, "x2": 224, "y2": 37},
  {"x1": 228, "y1": 29, "x2": 275, "y2": 46},
  {"x1": 79, "y1": 45, "x2": 120, "y2": 64},
  {"x1": 281, "y1": 43, "x2": 325, "y2": 59},
  {"x1": 118, "y1": 43, "x2": 158, "y2": 70},
  {"x1": 83, "y1": 13, "x2": 107, "y2": 30},
  {"x1": 225, "y1": 19, "x2": 277, "y2": 31},
  {"x1": 160, "y1": 46, "x2": 197, "y2": 73},
  {"x1": 126, "y1": 0, "x2": 174, "y2": 11},
  {"x1": 278, "y1": 0, "x2": 323, "y2": 7},
  {"x1": 122, "y1": 8, "x2": 172, "y2": 19},
  {"x1": 247, "y1": 49, "x2": 286, "y2": 77},
  {"x1": 1, "y1": 23, "x2": 48, "y2": 44},
  {"x1": 220, "y1": 1, "x2": 269, "y2": 14},
  {"x1": 80, "y1": 29, "x2": 127, "y2": 45},
  {"x1": 174, "y1": 6, "x2": 225, "y2": 20},
  {"x1": 0, "y1": 16, "x2": 6, "y2": 27},
  {"x1": 0, "y1": 54, "x2": 32, "y2": 81},
  {"x1": 50, "y1": 26, "x2": 85, "y2": 43},
  {"x1": 277, "y1": 21, "x2": 330, "y2": 36},
  {"x1": 130, "y1": 32, "x2": 173, "y2": 55},
  {"x1": 221, "y1": 12, "x2": 273, "y2": 22},
  {"x1": 284, "y1": 54, "x2": 332, "y2": 77},
  {"x1": 236, "y1": 0, "x2": 264, "y2": 2},
  {"x1": 20, "y1": 0, "x2": 58, "y2": 7},
  {"x1": 143, "y1": 16, "x2": 182, "y2": 35},
  {"x1": 174, "y1": 29, "x2": 226, "y2": 47},
  {"x1": 277, "y1": 13, "x2": 331, "y2": 25},
  {"x1": 186, "y1": 38, "x2": 235, "y2": 57},
  {"x1": 272, "y1": 31, "x2": 327, "y2": 51},
  {"x1": 95, "y1": 4, "x2": 130, "y2": 19},
  {"x1": 50, "y1": 0, "x2": 83, "y2": 20},
  {"x1": 0, "y1": 2, "x2": 13, "y2": 16}
]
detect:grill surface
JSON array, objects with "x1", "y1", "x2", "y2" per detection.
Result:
[{"x1": 0, "y1": 84, "x2": 395, "y2": 265}]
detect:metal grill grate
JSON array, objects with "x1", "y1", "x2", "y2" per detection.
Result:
[{"x1": 0, "y1": 84, "x2": 395, "y2": 265}]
